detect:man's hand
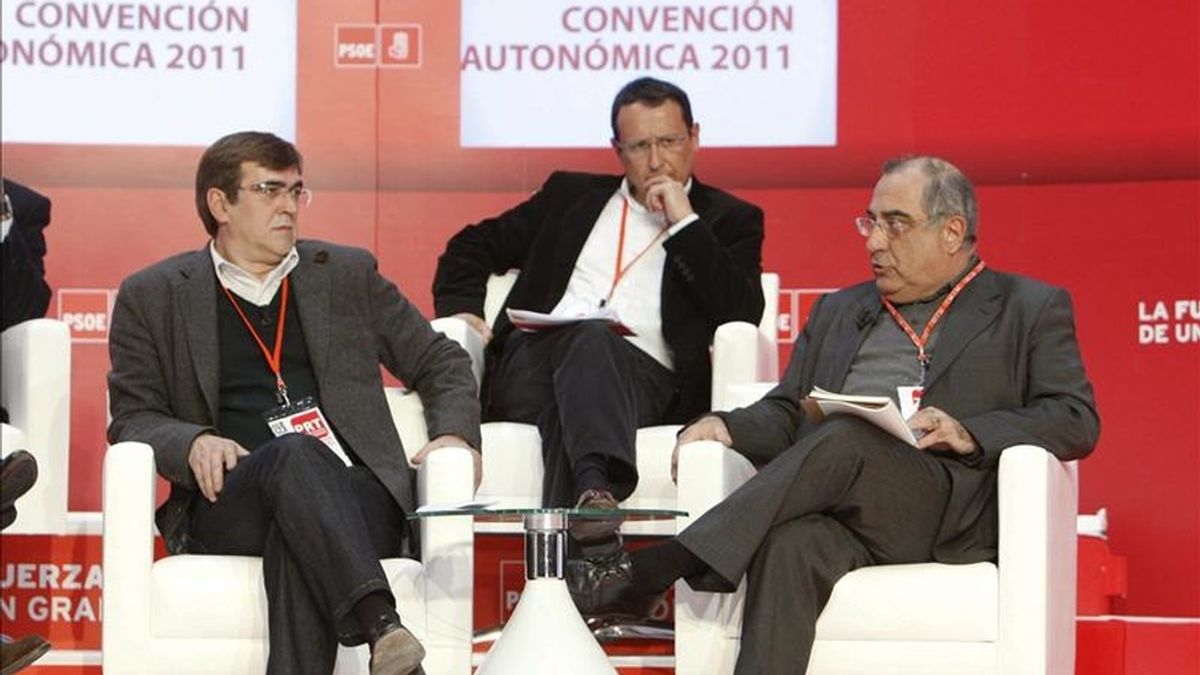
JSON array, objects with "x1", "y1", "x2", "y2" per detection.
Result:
[
  {"x1": 908, "y1": 406, "x2": 978, "y2": 455},
  {"x1": 671, "y1": 415, "x2": 734, "y2": 483},
  {"x1": 411, "y1": 434, "x2": 482, "y2": 491},
  {"x1": 452, "y1": 312, "x2": 493, "y2": 345},
  {"x1": 188, "y1": 433, "x2": 250, "y2": 502},
  {"x1": 643, "y1": 176, "x2": 696, "y2": 226}
]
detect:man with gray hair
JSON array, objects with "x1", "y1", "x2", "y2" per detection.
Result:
[{"x1": 567, "y1": 155, "x2": 1100, "y2": 672}]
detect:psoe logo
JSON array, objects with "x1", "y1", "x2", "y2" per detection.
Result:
[
  {"x1": 57, "y1": 289, "x2": 115, "y2": 343},
  {"x1": 379, "y1": 25, "x2": 421, "y2": 68},
  {"x1": 334, "y1": 23, "x2": 423, "y2": 69},
  {"x1": 334, "y1": 24, "x2": 379, "y2": 68}
]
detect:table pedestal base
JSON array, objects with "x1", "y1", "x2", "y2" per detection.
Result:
[{"x1": 476, "y1": 579, "x2": 616, "y2": 674}]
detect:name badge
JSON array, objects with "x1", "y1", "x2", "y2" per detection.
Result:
[
  {"x1": 897, "y1": 385, "x2": 924, "y2": 421},
  {"x1": 263, "y1": 396, "x2": 353, "y2": 467}
]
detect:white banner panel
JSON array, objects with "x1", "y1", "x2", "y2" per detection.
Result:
[
  {"x1": 460, "y1": 0, "x2": 837, "y2": 148},
  {"x1": 0, "y1": 0, "x2": 297, "y2": 146}
]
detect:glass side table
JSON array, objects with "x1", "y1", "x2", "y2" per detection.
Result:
[{"x1": 411, "y1": 506, "x2": 685, "y2": 675}]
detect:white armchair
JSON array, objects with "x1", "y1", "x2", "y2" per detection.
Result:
[
  {"x1": 430, "y1": 272, "x2": 779, "y2": 537},
  {"x1": 1, "y1": 318, "x2": 71, "y2": 534},
  {"x1": 101, "y1": 387, "x2": 475, "y2": 674},
  {"x1": 674, "y1": 440, "x2": 1079, "y2": 675}
]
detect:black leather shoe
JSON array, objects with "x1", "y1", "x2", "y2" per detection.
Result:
[
  {"x1": 570, "y1": 488, "x2": 624, "y2": 543},
  {"x1": 1, "y1": 634, "x2": 51, "y2": 675},
  {"x1": 368, "y1": 617, "x2": 425, "y2": 675},
  {"x1": 566, "y1": 549, "x2": 664, "y2": 621},
  {"x1": 1, "y1": 450, "x2": 38, "y2": 516}
]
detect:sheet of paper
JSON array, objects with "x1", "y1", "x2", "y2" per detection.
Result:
[
  {"x1": 414, "y1": 498, "x2": 500, "y2": 514},
  {"x1": 807, "y1": 387, "x2": 920, "y2": 446},
  {"x1": 506, "y1": 307, "x2": 635, "y2": 336}
]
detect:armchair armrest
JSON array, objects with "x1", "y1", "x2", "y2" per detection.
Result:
[
  {"x1": 430, "y1": 316, "x2": 485, "y2": 389},
  {"x1": 102, "y1": 441, "x2": 157, "y2": 675},
  {"x1": 385, "y1": 385, "x2": 474, "y2": 668},
  {"x1": 675, "y1": 440, "x2": 757, "y2": 532},
  {"x1": 1, "y1": 318, "x2": 71, "y2": 533},
  {"x1": 674, "y1": 440, "x2": 756, "y2": 674},
  {"x1": 415, "y1": 444, "x2": 475, "y2": 666},
  {"x1": 711, "y1": 305, "x2": 778, "y2": 413},
  {"x1": 997, "y1": 445, "x2": 1078, "y2": 675}
]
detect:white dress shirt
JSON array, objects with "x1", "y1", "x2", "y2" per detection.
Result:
[
  {"x1": 209, "y1": 242, "x2": 299, "y2": 307},
  {"x1": 549, "y1": 178, "x2": 695, "y2": 369}
]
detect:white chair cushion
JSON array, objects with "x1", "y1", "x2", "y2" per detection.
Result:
[
  {"x1": 151, "y1": 555, "x2": 425, "y2": 640},
  {"x1": 816, "y1": 562, "x2": 998, "y2": 642}
]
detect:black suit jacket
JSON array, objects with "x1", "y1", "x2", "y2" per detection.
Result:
[
  {"x1": 1, "y1": 179, "x2": 52, "y2": 332},
  {"x1": 722, "y1": 268, "x2": 1100, "y2": 562},
  {"x1": 433, "y1": 171, "x2": 765, "y2": 422},
  {"x1": 108, "y1": 240, "x2": 482, "y2": 553}
]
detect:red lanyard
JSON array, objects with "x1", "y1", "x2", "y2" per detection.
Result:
[
  {"x1": 606, "y1": 198, "x2": 669, "y2": 304},
  {"x1": 221, "y1": 276, "x2": 291, "y2": 405},
  {"x1": 881, "y1": 259, "x2": 986, "y2": 383}
]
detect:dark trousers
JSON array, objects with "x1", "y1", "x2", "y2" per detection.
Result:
[
  {"x1": 487, "y1": 320, "x2": 676, "y2": 507},
  {"x1": 188, "y1": 433, "x2": 407, "y2": 675},
  {"x1": 677, "y1": 418, "x2": 955, "y2": 674}
]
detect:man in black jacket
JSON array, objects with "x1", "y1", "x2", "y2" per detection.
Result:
[
  {"x1": 434, "y1": 78, "x2": 764, "y2": 539},
  {"x1": 1, "y1": 178, "x2": 54, "y2": 673}
]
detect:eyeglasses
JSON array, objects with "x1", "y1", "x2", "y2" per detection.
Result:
[
  {"x1": 616, "y1": 133, "x2": 691, "y2": 157},
  {"x1": 854, "y1": 216, "x2": 922, "y2": 239},
  {"x1": 238, "y1": 181, "x2": 313, "y2": 207}
]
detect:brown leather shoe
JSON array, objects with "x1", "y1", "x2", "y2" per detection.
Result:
[
  {"x1": 369, "y1": 623, "x2": 425, "y2": 675},
  {"x1": 570, "y1": 488, "x2": 624, "y2": 543},
  {"x1": 1, "y1": 634, "x2": 51, "y2": 675}
]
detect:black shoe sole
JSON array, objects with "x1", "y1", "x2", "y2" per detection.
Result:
[{"x1": 1, "y1": 450, "x2": 39, "y2": 510}]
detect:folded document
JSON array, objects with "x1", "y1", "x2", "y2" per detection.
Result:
[{"x1": 806, "y1": 387, "x2": 920, "y2": 446}]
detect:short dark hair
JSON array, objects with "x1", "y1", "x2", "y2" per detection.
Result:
[
  {"x1": 610, "y1": 77, "x2": 694, "y2": 140},
  {"x1": 882, "y1": 155, "x2": 979, "y2": 245},
  {"x1": 195, "y1": 131, "x2": 303, "y2": 236}
]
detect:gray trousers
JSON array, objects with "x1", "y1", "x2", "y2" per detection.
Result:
[{"x1": 678, "y1": 418, "x2": 956, "y2": 673}]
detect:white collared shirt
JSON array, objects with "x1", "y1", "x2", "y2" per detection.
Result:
[
  {"x1": 209, "y1": 242, "x2": 299, "y2": 307},
  {"x1": 548, "y1": 178, "x2": 696, "y2": 370}
]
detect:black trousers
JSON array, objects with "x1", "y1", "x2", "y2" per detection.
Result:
[
  {"x1": 188, "y1": 433, "x2": 407, "y2": 675},
  {"x1": 487, "y1": 320, "x2": 676, "y2": 507},
  {"x1": 677, "y1": 418, "x2": 956, "y2": 674}
]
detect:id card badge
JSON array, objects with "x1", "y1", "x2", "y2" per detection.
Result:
[
  {"x1": 897, "y1": 385, "x2": 924, "y2": 421},
  {"x1": 264, "y1": 396, "x2": 353, "y2": 467}
]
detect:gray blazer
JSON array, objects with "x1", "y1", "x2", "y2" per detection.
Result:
[
  {"x1": 107, "y1": 240, "x2": 481, "y2": 553},
  {"x1": 720, "y1": 267, "x2": 1100, "y2": 563}
]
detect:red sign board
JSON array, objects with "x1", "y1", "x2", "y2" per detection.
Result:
[{"x1": 56, "y1": 290, "x2": 113, "y2": 343}]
